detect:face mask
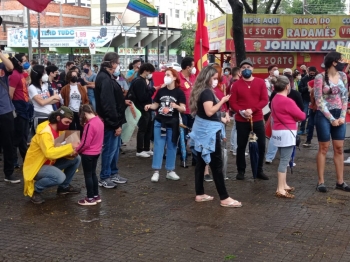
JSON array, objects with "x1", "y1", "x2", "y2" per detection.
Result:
[
  {"x1": 83, "y1": 68, "x2": 89, "y2": 74},
  {"x1": 297, "y1": 75, "x2": 302, "y2": 80},
  {"x1": 42, "y1": 74, "x2": 49, "y2": 82},
  {"x1": 23, "y1": 62, "x2": 30, "y2": 70},
  {"x1": 309, "y1": 74, "x2": 315, "y2": 79},
  {"x1": 147, "y1": 73, "x2": 153, "y2": 79},
  {"x1": 224, "y1": 71, "x2": 229, "y2": 76},
  {"x1": 335, "y1": 62, "x2": 345, "y2": 72},
  {"x1": 164, "y1": 76, "x2": 173, "y2": 85},
  {"x1": 57, "y1": 121, "x2": 70, "y2": 131},
  {"x1": 242, "y1": 68, "x2": 252, "y2": 79},
  {"x1": 113, "y1": 70, "x2": 120, "y2": 77},
  {"x1": 53, "y1": 75, "x2": 59, "y2": 81},
  {"x1": 212, "y1": 79, "x2": 219, "y2": 88},
  {"x1": 191, "y1": 67, "x2": 196, "y2": 75},
  {"x1": 273, "y1": 70, "x2": 279, "y2": 77},
  {"x1": 71, "y1": 76, "x2": 78, "y2": 83}
]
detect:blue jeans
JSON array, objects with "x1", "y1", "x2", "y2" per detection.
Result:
[
  {"x1": 230, "y1": 117, "x2": 237, "y2": 151},
  {"x1": 152, "y1": 120, "x2": 177, "y2": 171},
  {"x1": 315, "y1": 109, "x2": 345, "y2": 142},
  {"x1": 179, "y1": 113, "x2": 195, "y2": 161},
  {"x1": 299, "y1": 100, "x2": 310, "y2": 132},
  {"x1": 34, "y1": 155, "x2": 81, "y2": 193},
  {"x1": 100, "y1": 129, "x2": 121, "y2": 180},
  {"x1": 265, "y1": 138, "x2": 278, "y2": 161},
  {"x1": 87, "y1": 89, "x2": 96, "y2": 111},
  {"x1": 306, "y1": 110, "x2": 316, "y2": 142}
]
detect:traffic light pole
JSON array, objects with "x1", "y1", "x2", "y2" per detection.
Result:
[{"x1": 157, "y1": 7, "x2": 160, "y2": 70}]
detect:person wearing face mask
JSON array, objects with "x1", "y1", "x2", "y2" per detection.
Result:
[
  {"x1": 179, "y1": 57, "x2": 197, "y2": 165},
  {"x1": 127, "y1": 63, "x2": 159, "y2": 158},
  {"x1": 314, "y1": 51, "x2": 349, "y2": 193},
  {"x1": 263, "y1": 64, "x2": 279, "y2": 121},
  {"x1": 229, "y1": 59, "x2": 269, "y2": 181},
  {"x1": 222, "y1": 67, "x2": 232, "y2": 87},
  {"x1": 126, "y1": 59, "x2": 141, "y2": 86},
  {"x1": 270, "y1": 76, "x2": 305, "y2": 199},
  {"x1": 144, "y1": 68, "x2": 186, "y2": 182},
  {"x1": 293, "y1": 70, "x2": 302, "y2": 91},
  {"x1": 59, "y1": 70, "x2": 89, "y2": 134},
  {"x1": 70, "y1": 66, "x2": 88, "y2": 93},
  {"x1": 59, "y1": 61, "x2": 75, "y2": 86},
  {"x1": 300, "y1": 65, "x2": 308, "y2": 78},
  {"x1": 94, "y1": 52, "x2": 131, "y2": 188},
  {"x1": 9, "y1": 53, "x2": 32, "y2": 169},
  {"x1": 298, "y1": 66, "x2": 317, "y2": 135},
  {"x1": 83, "y1": 63, "x2": 97, "y2": 111},
  {"x1": 28, "y1": 65, "x2": 60, "y2": 132},
  {"x1": 113, "y1": 66, "x2": 129, "y2": 96},
  {"x1": 23, "y1": 106, "x2": 81, "y2": 204}
]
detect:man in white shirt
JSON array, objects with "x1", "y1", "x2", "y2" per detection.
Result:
[{"x1": 264, "y1": 64, "x2": 279, "y2": 121}]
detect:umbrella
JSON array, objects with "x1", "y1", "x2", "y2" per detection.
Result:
[
  {"x1": 179, "y1": 113, "x2": 189, "y2": 168},
  {"x1": 248, "y1": 116, "x2": 259, "y2": 179},
  {"x1": 221, "y1": 139, "x2": 228, "y2": 180}
]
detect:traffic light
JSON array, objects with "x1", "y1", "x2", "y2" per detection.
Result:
[
  {"x1": 158, "y1": 13, "x2": 165, "y2": 25},
  {"x1": 104, "y1": 11, "x2": 111, "y2": 24},
  {"x1": 160, "y1": 46, "x2": 164, "y2": 53}
]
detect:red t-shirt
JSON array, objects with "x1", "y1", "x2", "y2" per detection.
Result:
[
  {"x1": 9, "y1": 70, "x2": 29, "y2": 102},
  {"x1": 179, "y1": 72, "x2": 196, "y2": 114},
  {"x1": 229, "y1": 77, "x2": 269, "y2": 122},
  {"x1": 44, "y1": 125, "x2": 60, "y2": 165},
  {"x1": 213, "y1": 85, "x2": 228, "y2": 112}
]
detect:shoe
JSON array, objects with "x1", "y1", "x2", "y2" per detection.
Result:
[
  {"x1": 236, "y1": 172, "x2": 245, "y2": 180},
  {"x1": 122, "y1": 142, "x2": 127, "y2": 146},
  {"x1": 204, "y1": 174, "x2": 213, "y2": 182},
  {"x1": 4, "y1": 175, "x2": 21, "y2": 184},
  {"x1": 303, "y1": 141, "x2": 311, "y2": 147},
  {"x1": 136, "y1": 151, "x2": 151, "y2": 158},
  {"x1": 275, "y1": 191, "x2": 295, "y2": 199},
  {"x1": 316, "y1": 183, "x2": 327, "y2": 193},
  {"x1": 14, "y1": 164, "x2": 20, "y2": 169},
  {"x1": 287, "y1": 163, "x2": 296, "y2": 167},
  {"x1": 335, "y1": 182, "x2": 350, "y2": 192},
  {"x1": 265, "y1": 160, "x2": 272, "y2": 164},
  {"x1": 285, "y1": 187, "x2": 295, "y2": 193},
  {"x1": 232, "y1": 152, "x2": 248, "y2": 156},
  {"x1": 166, "y1": 171, "x2": 180, "y2": 181},
  {"x1": 220, "y1": 200, "x2": 242, "y2": 207},
  {"x1": 98, "y1": 178, "x2": 117, "y2": 189},
  {"x1": 344, "y1": 157, "x2": 350, "y2": 164},
  {"x1": 344, "y1": 149, "x2": 350, "y2": 153},
  {"x1": 94, "y1": 195, "x2": 102, "y2": 203},
  {"x1": 144, "y1": 150, "x2": 154, "y2": 156},
  {"x1": 30, "y1": 191, "x2": 45, "y2": 204},
  {"x1": 151, "y1": 172, "x2": 159, "y2": 182},
  {"x1": 57, "y1": 185, "x2": 81, "y2": 195},
  {"x1": 78, "y1": 197, "x2": 97, "y2": 206},
  {"x1": 110, "y1": 174, "x2": 128, "y2": 184},
  {"x1": 257, "y1": 172, "x2": 269, "y2": 180}
]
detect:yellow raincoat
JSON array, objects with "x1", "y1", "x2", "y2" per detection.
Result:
[{"x1": 23, "y1": 121, "x2": 75, "y2": 197}]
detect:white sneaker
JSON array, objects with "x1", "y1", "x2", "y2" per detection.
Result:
[
  {"x1": 144, "y1": 150, "x2": 154, "y2": 156},
  {"x1": 287, "y1": 163, "x2": 296, "y2": 167},
  {"x1": 344, "y1": 157, "x2": 350, "y2": 164},
  {"x1": 151, "y1": 172, "x2": 159, "y2": 182},
  {"x1": 245, "y1": 152, "x2": 248, "y2": 156},
  {"x1": 136, "y1": 151, "x2": 151, "y2": 158},
  {"x1": 233, "y1": 152, "x2": 248, "y2": 156},
  {"x1": 166, "y1": 171, "x2": 180, "y2": 181}
]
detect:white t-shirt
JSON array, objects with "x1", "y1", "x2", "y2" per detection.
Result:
[
  {"x1": 59, "y1": 84, "x2": 81, "y2": 112},
  {"x1": 271, "y1": 129, "x2": 296, "y2": 147},
  {"x1": 28, "y1": 84, "x2": 54, "y2": 115}
]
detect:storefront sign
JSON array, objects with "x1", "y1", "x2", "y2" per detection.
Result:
[
  {"x1": 245, "y1": 53, "x2": 295, "y2": 69},
  {"x1": 336, "y1": 45, "x2": 350, "y2": 63},
  {"x1": 117, "y1": 48, "x2": 177, "y2": 56},
  {"x1": 7, "y1": 26, "x2": 136, "y2": 48}
]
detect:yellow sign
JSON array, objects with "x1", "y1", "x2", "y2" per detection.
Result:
[
  {"x1": 208, "y1": 14, "x2": 227, "y2": 52},
  {"x1": 336, "y1": 45, "x2": 350, "y2": 63}
]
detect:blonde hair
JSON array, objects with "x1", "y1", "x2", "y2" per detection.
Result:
[{"x1": 189, "y1": 66, "x2": 218, "y2": 116}]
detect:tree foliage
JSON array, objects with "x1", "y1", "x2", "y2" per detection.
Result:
[{"x1": 177, "y1": 23, "x2": 196, "y2": 56}]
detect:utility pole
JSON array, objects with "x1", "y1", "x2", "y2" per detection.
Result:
[
  {"x1": 37, "y1": 12, "x2": 41, "y2": 65},
  {"x1": 157, "y1": 6, "x2": 160, "y2": 69},
  {"x1": 165, "y1": 14, "x2": 168, "y2": 62},
  {"x1": 59, "y1": 0, "x2": 63, "y2": 27},
  {"x1": 25, "y1": 7, "x2": 33, "y2": 61}
]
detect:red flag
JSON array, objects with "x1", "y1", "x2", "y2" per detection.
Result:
[
  {"x1": 17, "y1": 0, "x2": 52, "y2": 13},
  {"x1": 194, "y1": 0, "x2": 209, "y2": 71}
]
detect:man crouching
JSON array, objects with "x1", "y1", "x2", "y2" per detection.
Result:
[{"x1": 23, "y1": 106, "x2": 81, "y2": 204}]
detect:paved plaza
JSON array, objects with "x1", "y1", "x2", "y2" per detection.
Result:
[{"x1": 1, "y1": 125, "x2": 350, "y2": 262}]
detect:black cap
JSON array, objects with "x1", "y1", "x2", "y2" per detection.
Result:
[
  {"x1": 309, "y1": 66, "x2": 317, "y2": 72},
  {"x1": 240, "y1": 59, "x2": 253, "y2": 68}
]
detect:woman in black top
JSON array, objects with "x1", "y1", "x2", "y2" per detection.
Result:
[{"x1": 145, "y1": 68, "x2": 186, "y2": 182}]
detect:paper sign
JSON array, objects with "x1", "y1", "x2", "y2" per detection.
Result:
[{"x1": 335, "y1": 45, "x2": 350, "y2": 63}]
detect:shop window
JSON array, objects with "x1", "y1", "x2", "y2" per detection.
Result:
[{"x1": 175, "y1": 9, "x2": 179, "y2": 18}]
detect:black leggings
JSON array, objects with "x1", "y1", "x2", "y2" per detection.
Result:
[
  {"x1": 195, "y1": 133, "x2": 229, "y2": 200},
  {"x1": 81, "y1": 154, "x2": 99, "y2": 198}
]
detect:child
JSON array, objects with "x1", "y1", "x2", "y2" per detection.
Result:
[{"x1": 76, "y1": 104, "x2": 104, "y2": 206}]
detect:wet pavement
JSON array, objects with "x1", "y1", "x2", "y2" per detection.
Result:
[{"x1": 1, "y1": 123, "x2": 350, "y2": 262}]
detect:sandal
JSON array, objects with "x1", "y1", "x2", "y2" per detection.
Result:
[
  {"x1": 316, "y1": 183, "x2": 327, "y2": 193},
  {"x1": 275, "y1": 191, "x2": 295, "y2": 199},
  {"x1": 335, "y1": 182, "x2": 350, "y2": 192},
  {"x1": 220, "y1": 200, "x2": 242, "y2": 208},
  {"x1": 195, "y1": 195, "x2": 214, "y2": 202},
  {"x1": 285, "y1": 187, "x2": 295, "y2": 193}
]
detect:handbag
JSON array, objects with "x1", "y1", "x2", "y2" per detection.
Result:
[{"x1": 0, "y1": 77, "x2": 17, "y2": 118}]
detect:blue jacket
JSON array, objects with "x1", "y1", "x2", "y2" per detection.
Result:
[{"x1": 189, "y1": 116, "x2": 225, "y2": 164}]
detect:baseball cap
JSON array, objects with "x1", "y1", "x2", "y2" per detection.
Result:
[
  {"x1": 283, "y1": 68, "x2": 293, "y2": 74},
  {"x1": 239, "y1": 59, "x2": 253, "y2": 68},
  {"x1": 56, "y1": 106, "x2": 74, "y2": 120},
  {"x1": 309, "y1": 66, "x2": 317, "y2": 72}
]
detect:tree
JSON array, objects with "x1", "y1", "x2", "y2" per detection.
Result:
[
  {"x1": 241, "y1": 0, "x2": 283, "y2": 14},
  {"x1": 227, "y1": 0, "x2": 246, "y2": 66},
  {"x1": 177, "y1": 23, "x2": 196, "y2": 56},
  {"x1": 304, "y1": 0, "x2": 346, "y2": 14}
]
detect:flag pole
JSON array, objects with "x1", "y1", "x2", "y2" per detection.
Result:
[{"x1": 200, "y1": 38, "x2": 202, "y2": 70}]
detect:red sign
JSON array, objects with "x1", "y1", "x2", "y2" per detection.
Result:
[
  {"x1": 245, "y1": 53, "x2": 295, "y2": 69},
  {"x1": 244, "y1": 26, "x2": 283, "y2": 38},
  {"x1": 89, "y1": 42, "x2": 95, "y2": 49}
]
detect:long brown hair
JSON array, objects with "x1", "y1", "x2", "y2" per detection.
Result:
[{"x1": 79, "y1": 104, "x2": 96, "y2": 126}]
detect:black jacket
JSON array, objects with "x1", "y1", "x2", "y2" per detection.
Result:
[
  {"x1": 94, "y1": 68, "x2": 126, "y2": 130},
  {"x1": 129, "y1": 76, "x2": 156, "y2": 111},
  {"x1": 298, "y1": 75, "x2": 315, "y2": 102},
  {"x1": 269, "y1": 89, "x2": 304, "y2": 112}
]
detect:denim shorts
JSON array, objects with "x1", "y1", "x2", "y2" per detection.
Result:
[{"x1": 315, "y1": 109, "x2": 345, "y2": 142}]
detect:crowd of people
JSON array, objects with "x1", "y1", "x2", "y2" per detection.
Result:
[{"x1": 0, "y1": 50, "x2": 349, "y2": 207}]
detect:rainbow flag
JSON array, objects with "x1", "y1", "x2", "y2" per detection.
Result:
[{"x1": 127, "y1": 0, "x2": 158, "y2": 17}]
